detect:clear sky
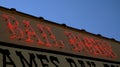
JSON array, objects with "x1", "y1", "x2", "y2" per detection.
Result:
[{"x1": 0, "y1": 0, "x2": 120, "y2": 41}]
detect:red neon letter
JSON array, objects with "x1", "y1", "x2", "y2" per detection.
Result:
[
  {"x1": 23, "y1": 20, "x2": 44, "y2": 44},
  {"x1": 37, "y1": 24, "x2": 51, "y2": 47},
  {"x1": 2, "y1": 14, "x2": 24, "y2": 39},
  {"x1": 45, "y1": 26, "x2": 64, "y2": 48},
  {"x1": 83, "y1": 37, "x2": 95, "y2": 54},
  {"x1": 64, "y1": 31, "x2": 83, "y2": 51},
  {"x1": 37, "y1": 24, "x2": 65, "y2": 48},
  {"x1": 100, "y1": 41, "x2": 117, "y2": 59},
  {"x1": 76, "y1": 34, "x2": 84, "y2": 51}
]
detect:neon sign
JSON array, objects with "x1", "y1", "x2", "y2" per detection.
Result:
[
  {"x1": 64, "y1": 31, "x2": 117, "y2": 58},
  {"x1": 1, "y1": 13, "x2": 118, "y2": 61}
]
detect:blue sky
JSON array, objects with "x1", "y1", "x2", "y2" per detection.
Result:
[{"x1": 0, "y1": 0, "x2": 120, "y2": 41}]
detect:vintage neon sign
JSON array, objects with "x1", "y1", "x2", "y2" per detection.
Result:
[
  {"x1": 64, "y1": 31, "x2": 116, "y2": 58},
  {"x1": 2, "y1": 14, "x2": 64, "y2": 48},
  {"x1": 1, "y1": 14, "x2": 118, "y2": 60}
]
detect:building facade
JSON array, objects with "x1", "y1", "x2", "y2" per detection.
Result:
[{"x1": 0, "y1": 6, "x2": 120, "y2": 67}]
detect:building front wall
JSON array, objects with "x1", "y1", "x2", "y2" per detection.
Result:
[{"x1": 0, "y1": 7, "x2": 120, "y2": 66}]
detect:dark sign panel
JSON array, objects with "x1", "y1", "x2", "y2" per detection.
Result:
[
  {"x1": 0, "y1": 7, "x2": 120, "y2": 66},
  {"x1": 0, "y1": 42, "x2": 120, "y2": 67}
]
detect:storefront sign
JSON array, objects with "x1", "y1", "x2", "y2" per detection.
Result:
[
  {"x1": 0, "y1": 42, "x2": 120, "y2": 67},
  {"x1": 0, "y1": 7, "x2": 120, "y2": 66}
]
